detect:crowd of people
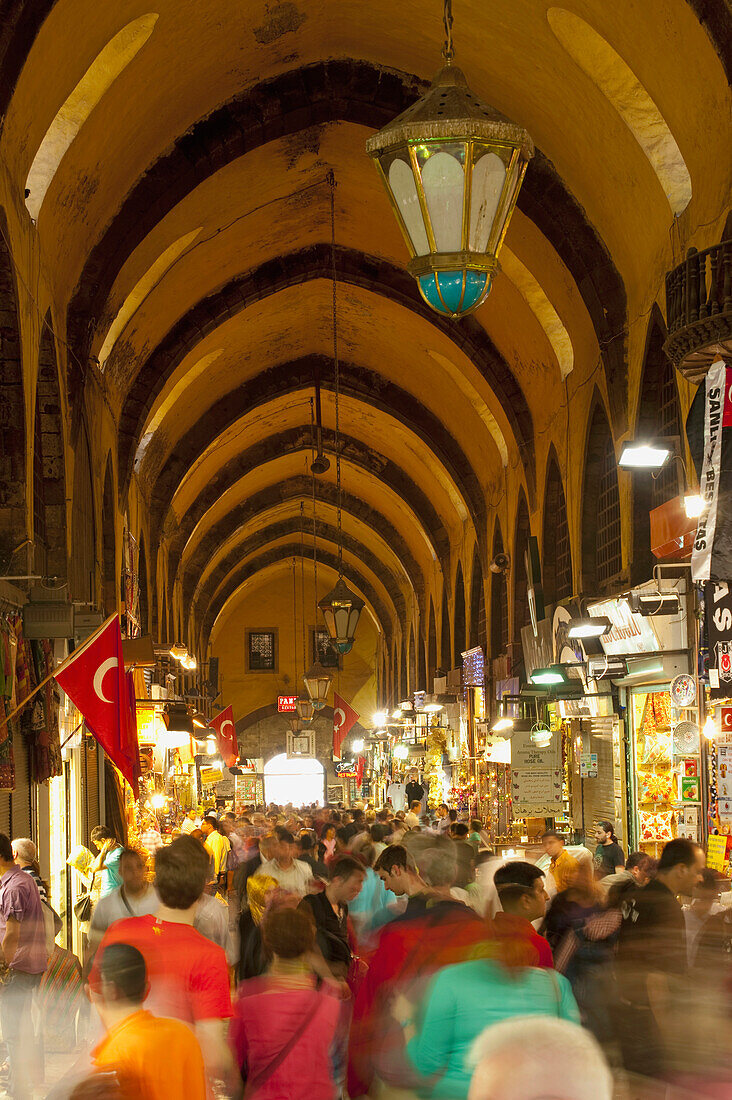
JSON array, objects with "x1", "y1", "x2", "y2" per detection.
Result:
[{"x1": 0, "y1": 799, "x2": 730, "y2": 1098}]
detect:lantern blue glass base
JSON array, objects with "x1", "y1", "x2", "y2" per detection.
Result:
[
  {"x1": 417, "y1": 269, "x2": 492, "y2": 318},
  {"x1": 334, "y1": 639, "x2": 354, "y2": 655}
]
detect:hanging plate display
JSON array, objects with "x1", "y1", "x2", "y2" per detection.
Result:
[
  {"x1": 673, "y1": 721, "x2": 700, "y2": 755},
  {"x1": 671, "y1": 674, "x2": 697, "y2": 708}
]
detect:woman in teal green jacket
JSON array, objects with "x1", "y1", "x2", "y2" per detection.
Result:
[{"x1": 404, "y1": 958, "x2": 580, "y2": 1099}]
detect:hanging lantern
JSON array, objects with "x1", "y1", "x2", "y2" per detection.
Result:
[
  {"x1": 303, "y1": 661, "x2": 332, "y2": 710},
  {"x1": 287, "y1": 714, "x2": 305, "y2": 734},
  {"x1": 296, "y1": 696, "x2": 315, "y2": 724},
  {"x1": 366, "y1": 60, "x2": 533, "y2": 319},
  {"x1": 319, "y1": 577, "x2": 364, "y2": 655}
]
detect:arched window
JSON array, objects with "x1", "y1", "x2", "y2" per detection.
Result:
[
  {"x1": 453, "y1": 563, "x2": 466, "y2": 659},
  {"x1": 632, "y1": 311, "x2": 682, "y2": 582},
  {"x1": 490, "y1": 522, "x2": 509, "y2": 658},
  {"x1": 513, "y1": 493, "x2": 531, "y2": 640},
  {"x1": 468, "y1": 547, "x2": 486, "y2": 651},
  {"x1": 582, "y1": 400, "x2": 622, "y2": 591},
  {"x1": 440, "y1": 585, "x2": 451, "y2": 669},
  {"x1": 543, "y1": 453, "x2": 572, "y2": 604}
]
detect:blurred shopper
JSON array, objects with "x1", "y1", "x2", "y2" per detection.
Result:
[
  {"x1": 236, "y1": 833, "x2": 277, "y2": 912},
  {"x1": 200, "y1": 815, "x2": 230, "y2": 897},
  {"x1": 299, "y1": 855, "x2": 365, "y2": 979},
  {"x1": 449, "y1": 823, "x2": 476, "y2": 888},
  {"x1": 239, "y1": 874, "x2": 279, "y2": 982},
  {"x1": 467, "y1": 1016, "x2": 613, "y2": 1100},
  {"x1": 319, "y1": 824, "x2": 337, "y2": 863},
  {"x1": 181, "y1": 809, "x2": 199, "y2": 835},
  {"x1": 435, "y1": 803, "x2": 451, "y2": 833},
  {"x1": 684, "y1": 868, "x2": 724, "y2": 967},
  {"x1": 12, "y1": 837, "x2": 48, "y2": 902},
  {"x1": 491, "y1": 862, "x2": 552, "y2": 968},
  {"x1": 593, "y1": 821, "x2": 625, "y2": 877},
  {"x1": 89, "y1": 835, "x2": 233, "y2": 1084},
  {"x1": 0, "y1": 830, "x2": 47, "y2": 1099},
  {"x1": 404, "y1": 801, "x2": 421, "y2": 829},
  {"x1": 541, "y1": 831, "x2": 579, "y2": 892},
  {"x1": 298, "y1": 833, "x2": 328, "y2": 881},
  {"x1": 255, "y1": 827, "x2": 312, "y2": 897},
  {"x1": 88, "y1": 943, "x2": 206, "y2": 1100},
  {"x1": 375, "y1": 844, "x2": 428, "y2": 920},
  {"x1": 230, "y1": 907, "x2": 346, "y2": 1099},
  {"x1": 615, "y1": 837, "x2": 705, "y2": 1078},
  {"x1": 601, "y1": 851, "x2": 655, "y2": 902},
  {"x1": 90, "y1": 827, "x2": 123, "y2": 899},
  {"x1": 88, "y1": 849, "x2": 157, "y2": 954}
]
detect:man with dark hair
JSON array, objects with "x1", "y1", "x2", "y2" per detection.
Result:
[
  {"x1": 601, "y1": 851, "x2": 655, "y2": 903},
  {"x1": 405, "y1": 770, "x2": 425, "y2": 811},
  {"x1": 90, "y1": 825, "x2": 123, "y2": 898},
  {"x1": 255, "y1": 825, "x2": 312, "y2": 896},
  {"x1": 405, "y1": 801, "x2": 421, "y2": 829},
  {"x1": 593, "y1": 821, "x2": 625, "y2": 877},
  {"x1": 541, "y1": 830, "x2": 579, "y2": 892},
  {"x1": 492, "y1": 862, "x2": 552, "y2": 968},
  {"x1": 435, "y1": 803, "x2": 451, "y2": 833},
  {"x1": 90, "y1": 943, "x2": 207, "y2": 1099},
  {"x1": 449, "y1": 822, "x2": 476, "y2": 888},
  {"x1": 200, "y1": 814, "x2": 230, "y2": 896},
  {"x1": 616, "y1": 838, "x2": 705, "y2": 1077},
  {"x1": 88, "y1": 836, "x2": 233, "y2": 1084},
  {"x1": 298, "y1": 833, "x2": 328, "y2": 881},
  {"x1": 0, "y1": 831, "x2": 46, "y2": 1098},
  {"x1": 342, "y1": 809, "x2": 367, "y2": 844},
  {"x1": 374, "y1": 844, "x2": 427, "y2": 919},
  {"x1": 298, "y1": 855, "x2": 365, "y2": 977},
  {"x1": 89, "y1": 849, "x2": 158, "y2": 953}
]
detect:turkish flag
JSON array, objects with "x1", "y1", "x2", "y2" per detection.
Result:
[
  {"x1": 210, "y1": 705, "x2": 237, "y2": 767},
  {"x1": 333, "y1": 693, "x2": 359, "y2": 759},
  {"x1": 55, "y1": 615, "x2": 140, "y2": 795}
]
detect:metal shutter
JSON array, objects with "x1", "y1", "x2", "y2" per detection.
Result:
[
  {"x1": 571, "y1": 717, "x2": 619, "y2": 843},
  {"x1": 84, "y1": 739, "x2": 100, "y2": 845},
  {"x1": 10, "y1": 728, "x2": 31, "y2": 839},
  {"x1": 0, "y1": 787, "x2": 10, "y2": 836}
]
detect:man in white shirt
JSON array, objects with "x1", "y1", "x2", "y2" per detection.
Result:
[
  {"x1": 181, "y1": 811, "x2": 199, "y2": 835},
  {"x1": 89, "y1": 849, "x2": 158, "y2": 952},
  {"x1": 404, "y1": 801, "x2": 421, "y2": 829},
  {"x1": 254, "y1": 826, "x2": 312, "y2": 897}
]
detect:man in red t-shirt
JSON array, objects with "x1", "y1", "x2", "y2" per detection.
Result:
[
  {"x1": 490, "y1": 861, "x2": 553, "y2": 968},
  {"x1": 90, "y1": 836, "x2": 233, "y2": 1086}
]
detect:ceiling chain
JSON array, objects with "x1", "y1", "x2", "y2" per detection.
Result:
[
  {"x1": 327, "y1": 169, "x2": 343, "y2": 577},
  {"x1": 443, "y1": 0, "x2": 454, "y2": 63}
]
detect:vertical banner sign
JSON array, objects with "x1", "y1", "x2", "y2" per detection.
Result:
[
  {"x1": 706, "y1": 582, "x2": 732, "y2": 699},
  {"x1": 692, "y1": 359, "x2": 732, "y2": 581},
  {"x1": 332, "y1": 693, "x2": 359, "y2": 759}
]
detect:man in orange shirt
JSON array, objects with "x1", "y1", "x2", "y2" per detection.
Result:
[
  {"x1": 89, "y1": 942, "x2": 206, "y2": 1100},
  {"x1": 541, "y1": 831, "x2": 580, "y2": 892}
]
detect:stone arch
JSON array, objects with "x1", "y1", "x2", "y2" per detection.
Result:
[
  {"x1": 0, "y1": 213, "x2": 26, "y2": 569},
  {"x1": 631, "y1": 307, "x2": 681, "y2": 583},
  {"x1": 543, "y1": 447, "x2": 573, "y2": 605},
  {"x1": 101, "y1": 457, "x2": 116, "y2": 615},
  {"x1": 138, "y1": 532, "x2": 149, "y2": 635},
  {"x1": 69, "y1": 415, "x2": 96, "y2": 602},
  {"x1": 33, "y1": 319, "x2": 67, "y2": 579},
  {"x1": 440, "y1": 584, "x2": 451, "y2": 670},
  {"x1": 581, "y1": 394, "x2": 622, "y2": 593},
  {"x1": 468, "y1": 546, "x2": 486, "y2": 651},
  {"x1": 513, "y1": 492, "x2": 531, "y2": 642},
  {"x1": 490, "y1": 521, "x2": 509, "y2": 659},
  {"x1": 454, "y1": 561, "x2": 466, "y2": 659}
]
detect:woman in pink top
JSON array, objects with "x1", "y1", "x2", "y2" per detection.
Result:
[{"x1": 230, "y1": 906, "x2": 347, "y2": 1099}]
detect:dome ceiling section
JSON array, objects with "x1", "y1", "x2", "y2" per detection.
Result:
[{"x1": 164, "y1": 419, "x2": 454, "y2": 579}]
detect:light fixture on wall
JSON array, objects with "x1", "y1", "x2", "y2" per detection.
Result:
[
  {"x1": 365, "y1": 0, "x2": 533, "y2": 318},
  {"x1": 618, "y1": 441, "x2": 673, "y2": 469},
  {"x1": 530, "y1": 665, "x2": 569, "y2": 686},
  {"x1": 318, "y1": 171, "x2": 364, "y2": 654},
  {"x1": 567, "y1": 616, "x2": 612, "y2": 639}
]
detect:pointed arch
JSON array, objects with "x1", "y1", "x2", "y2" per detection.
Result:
[
  {"x1": 427, "y1": 599, "x2": 437, "y2": 686},
  {"x1": 468, "y1": 547, "x2": 486, "y2": 652},
  {"x1": 453, "y1": 562, "x2": 466, "y2": 660},
  {"x1": 70, "y1": 416, "x2": 96, "y2": 602},
  {"x1": 513, "y1": 493, "x2": 531, "y2": 642},
  {"x1": 440, "y1": 585, "x2": 451, "y2": 670},
  {"x1": 582, "y1": 394, "x2": 622, "y2": 592},
  {"x1": 0, "y1": 214, "x2": 26, "y2": 565},
  {"x1": 543, "y1": 449, "x2": 573, "y2": 604},
  {"x1": 631, "y1": 308, "x2": 682, "y2": 582},
  {"x1": 490, "y1": 521, "x2": 509, "y2": 658},
  {"x1": 34, "y1": 320, "x2": 67, "y2": 579}
]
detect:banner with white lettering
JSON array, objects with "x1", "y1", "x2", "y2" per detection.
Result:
[
  {"x1": 706, "y1": 581, "x2": 732, "y2": 700},
  {"x1": 692, "y1": 359, "x2": 732, "y2": 581}
]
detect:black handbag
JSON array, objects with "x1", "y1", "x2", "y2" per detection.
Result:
[{"x1": 73, "y1": 891, "x2": 92, "y2": 923}]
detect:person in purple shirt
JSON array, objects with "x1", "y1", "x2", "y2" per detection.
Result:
[{"x1": 0, "y1": 831, "x2": 47, "y2": 1098}]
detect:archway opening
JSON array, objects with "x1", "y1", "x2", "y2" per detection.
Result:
[{"x1": 263, "y1": 753, "x2": 325, "y2": 807}]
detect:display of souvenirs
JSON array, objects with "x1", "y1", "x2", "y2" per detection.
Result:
[
  {"x1": 639, "y1": 809, "x2": 675, "y2": 842},
  {"x1": 638, "y1": 771, "x2": 673, "y2": 804},
  {"x1": 681, "y1": 776, "x2": 701, "y2": 803}
]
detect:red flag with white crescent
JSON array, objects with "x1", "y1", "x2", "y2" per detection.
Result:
[
  {"x1": 55, "y1": 615, "x2": 140, "y2": 795},
  {"x1": 209, "y1": 705, "x2": 237, "y2": 767},
  {"x1": 333, "y1": 693, "x2": 359, "y2": 759}
]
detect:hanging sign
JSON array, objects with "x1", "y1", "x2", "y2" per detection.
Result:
[
  {"x1": 278, "y1": 695, "x2": 298, "y2": 712},
  {"x1": 705, "y1": 582, "x2": 732, "y2": 699},
  {"x1": 589, "y1": 598, "x2": 660, "y2": 655},
  {"x1": 721, "y1": 707, "x2": 732, "y2": 734},
  {"x1": 692, "y1": 359, "x2": 732, "y2": 581},
  {"x1": 510, "y1": 725, "x2": 562, "y2": 816},
  {"x1": 200, "y1": 766, "x2": 223, "y2": 786}
]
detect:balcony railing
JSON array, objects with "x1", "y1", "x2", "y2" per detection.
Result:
[{"x1": 664, "y1": 238, "x2": 732, "y2": 382}]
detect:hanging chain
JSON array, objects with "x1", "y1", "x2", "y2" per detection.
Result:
[
  {"x1": 443, "y1": 0, "x2": 454, "y2": 63},
  {"x1": 299, "y1": 501, "x2": 306, "y2": 676},
  {"x1": 310, "y1": 400, "x2": 319, "y2": 632},
  {"x1": 327, "y1": 169, "x2": 343, "y2": 578},
  {"x1": 292, "y1": 557, "x2": 298, "y2": 681}
]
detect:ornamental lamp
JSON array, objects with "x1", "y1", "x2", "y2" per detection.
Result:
[
  {"x1": 319, "y1": 576, "x2": 364, "y2": 655},
  {"x1": 366, "y1": 63, "x2": 533, "y2": 318},
  {"x1": 303, "y1": 661, "x2": 332, "y2": 710},
  {"x1": 295, "y1": 696, "x2": 315, "y2": 724}
]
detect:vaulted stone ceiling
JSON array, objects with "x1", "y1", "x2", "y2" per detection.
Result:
[{"x1": 1, "y1": 0, "x2": 729, "y2": 654}]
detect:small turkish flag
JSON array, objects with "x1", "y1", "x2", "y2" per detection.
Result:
[
  {"x1": 55, "y1": 615, "x2": 140, "y2": 795},
  {"x1": 210, "y1": 705, "x2": 237, "y2": 767},
  {"x1": 333, "y1": 693, "x2": 359, "y2": 759}
]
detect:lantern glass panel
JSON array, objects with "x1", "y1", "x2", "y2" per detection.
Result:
[
  {"x1": 421, "y1": 148, "x2": 465, "y2": 252},
  {"x1": 387, "y1": 157, "x2": 429, "y2": 256},
  {"x1": 469, "y1": 150, "x2": 507, "y2": 252}
]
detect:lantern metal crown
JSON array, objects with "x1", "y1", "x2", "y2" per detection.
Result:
[{"x1": 366, "y1": 1, "x2": 533, "y2": 319}]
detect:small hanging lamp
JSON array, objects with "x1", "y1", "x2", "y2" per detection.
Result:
[
  {"x1": 366, "y1": 0, "x2": 533, "y2": 318},
  {"x1": 303, "y1": 660, "x2": 332, "y2": 710},
  {"x1": 319, "y1": 576, "x2": 365, "y2": 655},
  {"x1": 296, "y1": 695, "x2": 315, "y2": 724}
]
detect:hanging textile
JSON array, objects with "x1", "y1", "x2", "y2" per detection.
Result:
[
  {"x1": 29, "y1": 639, "x2": 62, "y2": 782},
  {"x1": 0, "y1": 618, "x2": 16, "y2": 789}
]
